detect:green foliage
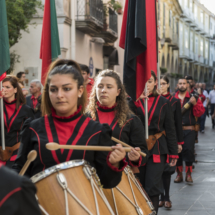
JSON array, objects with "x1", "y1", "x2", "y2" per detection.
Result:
[
  {"x1": 104, "y1": 0, "x2": 122, "y2": 17},
  {"x1": 6, "y1": 0, "x2": 43, "y2": 47},
  {"x1": 169, "y1": 73, "x2": 183, "y2": 79},
  {"x1": 160, "y1": 67, "x2": 167, "y2": 74}
]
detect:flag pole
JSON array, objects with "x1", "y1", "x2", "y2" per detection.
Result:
[
  {"x1": 144, "y1": 83, "x2": 148, "y2": 139},
  {"x1": 0, "y1": 81, "x2": 5, "y2": 150},
  {"x1": 156, "y1": 0, "x2": 160, "y2": 89}
]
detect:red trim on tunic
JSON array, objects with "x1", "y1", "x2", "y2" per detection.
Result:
[
  {"x1": 29, "y1": 127, "x2": 46, "y2": 170},
  {"x1": 0, "y1": 187, "x2": 21, "y2": 207},
  {"x1": 178, "y1": 141, "x2": 184, "y2": 145},
  {"x1": 97, "y1": 109, "x2": 115, "y2": 125},
  {"x1": 0, "y1": 161, "x2": 6, "y2": 166},
  {"x1": 66, "y1": 118, "x2": 91, "y2": 161},
  {"x1": 119, "y1": 118, "x2": 133, "y2": 140},
  {"x1": 10, "y1": 155, "x2": 17, "y2": 161},
  {"x1": 96, "y1": 101, "x2": 116, "y2": 110},
  {"x1": 4, "y1": 102, "x2": 16, "y2": 119},
  {"x1": 169, "y1": 155, "x2": 179, "y2": 159},
  {"x1": 153, "y1": 154, "x2": 161, "y2": 163},
  {"x1": 128, "y1": 156, "x2": 142, "y2": 167},
  {"x1": 4, "y1": 105, "x2": 23, "y2": 133},
  {"x1": 148, "y1": 96, "x2": 160, "y2": 126},
  {"x1": 83, "y1": 130, "x2": 102, "y2": 159},
  {"x1": 157, "y1": 103, "x2": 167, "y2": 130},
  {"x1": 106, "y1": 153, "x2": 127, "y2": 172}
]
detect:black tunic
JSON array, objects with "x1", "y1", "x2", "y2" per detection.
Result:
[
  {"x1": 129, "y1": 95, "x2": 178, "y2": 161},
  {"x1": 26, "y1": 95, "x2": 42, "y2": 118},
  {"x1": 163, "y1": 93, "x2": 184, "y2": 145},
  {"x1": 13, "y1": 106, "x2": 126, "y2": 189},
  {"x1": 87, "y1": 103, "x2": 149, "y2": 167},
  {"x1": 0, "y1": 100, "x2": 34, "y2": 166},
  {"x1": 0, "y1": 164, "x2": 41, "y2": 215}
]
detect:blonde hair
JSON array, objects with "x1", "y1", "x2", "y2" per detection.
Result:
[
  {"x1": 87, "y1": 70, "x2": 131, "y2": 127},
  {"x1": 41, "y1": 59, "x2": 87, "y2": 116}
]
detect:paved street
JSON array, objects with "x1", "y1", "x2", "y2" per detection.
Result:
[{"x1": 159, "y1": 117, "x2": 215, "y2": 215}]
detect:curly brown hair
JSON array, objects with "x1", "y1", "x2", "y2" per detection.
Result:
[{"x1": 87, "y1": 70, "x2": 132, "y2": 127}]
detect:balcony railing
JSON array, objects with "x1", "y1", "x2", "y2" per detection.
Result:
[
  {"x1": 194, "y1": 54, "x2": 199, "y2": 62},
  {"x1": 76, "y1": 0, "x2": 103, "y2": 36},
  {"x1": 108, "y1": 8, "x2": 118, "y2": 34},
  {"x1": 198, "y1": 55, "x2": 204, "y2": 64},
  {"x1": 163, "y1": 26, "x2": 172, "y2": 42}
]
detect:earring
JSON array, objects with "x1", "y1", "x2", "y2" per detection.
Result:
[{"x1": 79, "y1": 95, "x2": 81, "y2": 98}]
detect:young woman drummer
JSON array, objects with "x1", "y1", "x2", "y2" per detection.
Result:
[
  {"x1": 0, "y1": 76, "x2": 34, "y2": 167},
  {"x1": 158, "y1": 76, "x2": 184, "y2": 209},
  {"x1": 13, "y1": 59, "x2": 127, "y2": 189},
  {"x1": 128, "y1": 71, "x2": 178, "y2": 214},
  {"x1": 87, "y1": 70, "x2": 148, "y2": 168}
]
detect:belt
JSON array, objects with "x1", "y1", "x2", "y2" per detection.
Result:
[
  {"x1": 182, "y1": 126, "x2": 195, "y2": 130},
  {"x1": 146, "y1": 131, "x2": 166, "y2": 151}
]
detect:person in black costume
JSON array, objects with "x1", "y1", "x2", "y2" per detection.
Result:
[
  {"x1": 158, "y1": 76, "x2": 184, "y2": 209},
  {"x1": 0, "y1": 76, "x2": 34, "y2": 168},
  {"x1": 129, "y1": 71, "x2": 178, "y2": 214},
  {"x1": 87, "y1": 70, "x2": 148, "y2": 169},
  {"x1": 0, "y1": 164, "x2": 41, "y2": 215},
  {"x1": 13, "y1": 59, "x2": 127, "y2": 189}
]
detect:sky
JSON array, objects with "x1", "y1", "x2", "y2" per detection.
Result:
[{"x1": 200, "y1": 0, "x2": 215, "y2": 14}]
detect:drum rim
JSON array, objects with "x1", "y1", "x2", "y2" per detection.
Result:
[{"x1": 31, "y1": 159, "x2": 88, "y2": 183}]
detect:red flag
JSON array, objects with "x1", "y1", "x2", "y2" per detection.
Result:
[
  {"x1": 40, "y1": 0, "x2": 60, "y2": 85},
  {"x1": 120, "y1": 0, "x2": 157, "y2": 101}
]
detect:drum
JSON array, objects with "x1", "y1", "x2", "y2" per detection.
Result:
[
  {"x1": 31, "y1": 160, "x2": 115, "y2": 215},
  {"x1": 103, "y1": 166, "x2": 156, "y2": 215}
]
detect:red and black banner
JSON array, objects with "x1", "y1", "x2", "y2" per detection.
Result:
[{"x1": 120, "y1": 0, "x2": 158, "y2": 101}]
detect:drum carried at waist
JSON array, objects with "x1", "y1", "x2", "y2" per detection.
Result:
[
  {"x1": 103, "y1": 166, "x2": 156, "y2": 215},
  {"x1": 31, "y1": 160, "x2": 115, "y2": 215}
]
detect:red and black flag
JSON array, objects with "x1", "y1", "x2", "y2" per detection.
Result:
[
  {"x1": 120, "y1": 0, "x2": 158, "y2": 101},
  {"x1": 40, "y1": 0, "x2": 61, "y2": 85}
]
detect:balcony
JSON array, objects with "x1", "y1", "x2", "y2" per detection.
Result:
[
  {"x1": 194, "y1": 53, "x2": 199, "y2": 62},
  {"x1": 198, "y1": 55, "x2": 204, "y2": 64},
  {"x1": 96, "y1": 8, "x2": 118, "y2": 43},
  {"x1": 163, "y1": 26, "x2": 172, "y2": 42},
  {"x1": 188, "y1": 51, "x2": 194, "y2": 61},
  {"x1": 169, "y1": 33, "x2": 179, "y2": 50},
  {"x1": 179, "y1": 48, "x2": 190, "y2": 59},
  {"x1": 76, "y1": 0, "x2": 104, "y2": 36},
  {"x1": 204, "y1": 58, "x2": 209, "y2": 66}
]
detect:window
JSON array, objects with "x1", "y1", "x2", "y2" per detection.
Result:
[
  {"x1": 194, "y1": 5, "x2": 198, "y2": 19},
  {"x1": 205, "y1": 41, "x2": 208, "y2": 59},
  {"x1": 200, "y1": 11, "x2": 203, "y2": 24},
  {"x1": 190, "y1": 31, "x2": 193, "y2": 51},
  {"x1": 200, "y1": 38, "x2": 203, "y2": 56},
  {"x1": 195, "y1": 36, "x2": 198, "y2": 54},
  {"x1": 169, "y1": 10, "x2": 172, "y2": 27},
  {"x1": 163, "y1": 3, "x2": 165, "y2": 26},
  {"x1": 190, "y1": 0, "x2": 193, "y2": 12}
]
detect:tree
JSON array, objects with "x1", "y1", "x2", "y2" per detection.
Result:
[{"x1": 6, "y1": 0, "x2": 43, "y2": 47}]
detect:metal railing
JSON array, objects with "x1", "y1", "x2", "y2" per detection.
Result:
[
  {"x1": 109, "y1": 8, "x2": 118, "y2": 34},
  {"x1": 198, "y1": 55, "x2": 204, "y2": 63},
  {"x1": 204, "y1": 58, "x2": 208, "y2": 65},
  {"x1": 76, "y1": 0, "x2": 103, "y2": 26}
]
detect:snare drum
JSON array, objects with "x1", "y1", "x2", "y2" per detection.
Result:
[
  {"x1": 31, "y1": 160, "x2": 115, "y2": 215},
  {"x1": 103, "y1": 166, "x2": 156, "y2": 215}
]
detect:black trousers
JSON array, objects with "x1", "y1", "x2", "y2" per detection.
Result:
[
  {"x1": 135, "y1": 155, "x2": 166, "y2": 196},
  {"x1": 211, "y1": 104, "x2": 215, "y2": 127},
  {"x1": 177, "y1": 130, "x2": 196, "y2": 165}
]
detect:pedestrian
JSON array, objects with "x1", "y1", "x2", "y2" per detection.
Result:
[
  {"x1": 159, "y1": 76, "x2": 183, "y2": 209},
  {"x1": 129, "y1": 71, "x2": 178, "y2": 214},
  {"x1": 173, "y1": 77, "x2": 204, "y2": 183},
  {"x1": 26, "y1": 79, "x2": 42, "y2": 118},
  {"x1": 13, "y1": 59, "x2": 127, "y2": 189},
  {"x1": 0, "y1": 76, "x2": 34, "y2": 168},
  {"x1": 16, "y1": 71, "x2": 28, "y2": 96},
  {"x1": 209, "y1": 84, "x2": 215, "y2": 129},
  {"x1": 80, "y1": 64, "x2": 94, "y2": 99},
  {"x1": 87, "y1": 69, "x2": 148, "y2": 169},
  {"x1": 198, "y1": 83, "x2": 209, "y2": 133}
]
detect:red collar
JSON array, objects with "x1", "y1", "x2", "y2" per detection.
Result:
[
  {"x1": 3, "y1": 99, "x2": 17, "y2": 104},
  {"x1": 31, "y1": 93, "x2": 41, "y2": 100},
  {"x1": 162, "y1": 93, "x2": 170, "y2": 97},
  {"x1": 97, "y1": 101, "x2": 116, "y2": 111},
  {"x1": 175, "y1": 91, "x2": 190, "y2": 99},
  {"x1": 51, "y1": 105, "x2": 82, "y2": 120},
  {"x1": 87, "y1": 78, "x2": 94, "y2": 86}
]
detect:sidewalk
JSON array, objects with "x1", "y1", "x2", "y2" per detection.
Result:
[{"x1": 159, "y1": 117, "x2": 215, "y2": 215}]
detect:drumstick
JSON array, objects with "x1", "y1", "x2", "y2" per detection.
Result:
[
  {"x1": 46, "y1": 142, "x2": 132, "y2": 152},
  {"x1": 111, "y1": 136, "x2": 147, "y2": 157},
  {"x1": 19, "y1": 150, "x2": 37, "y2": 176}
]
